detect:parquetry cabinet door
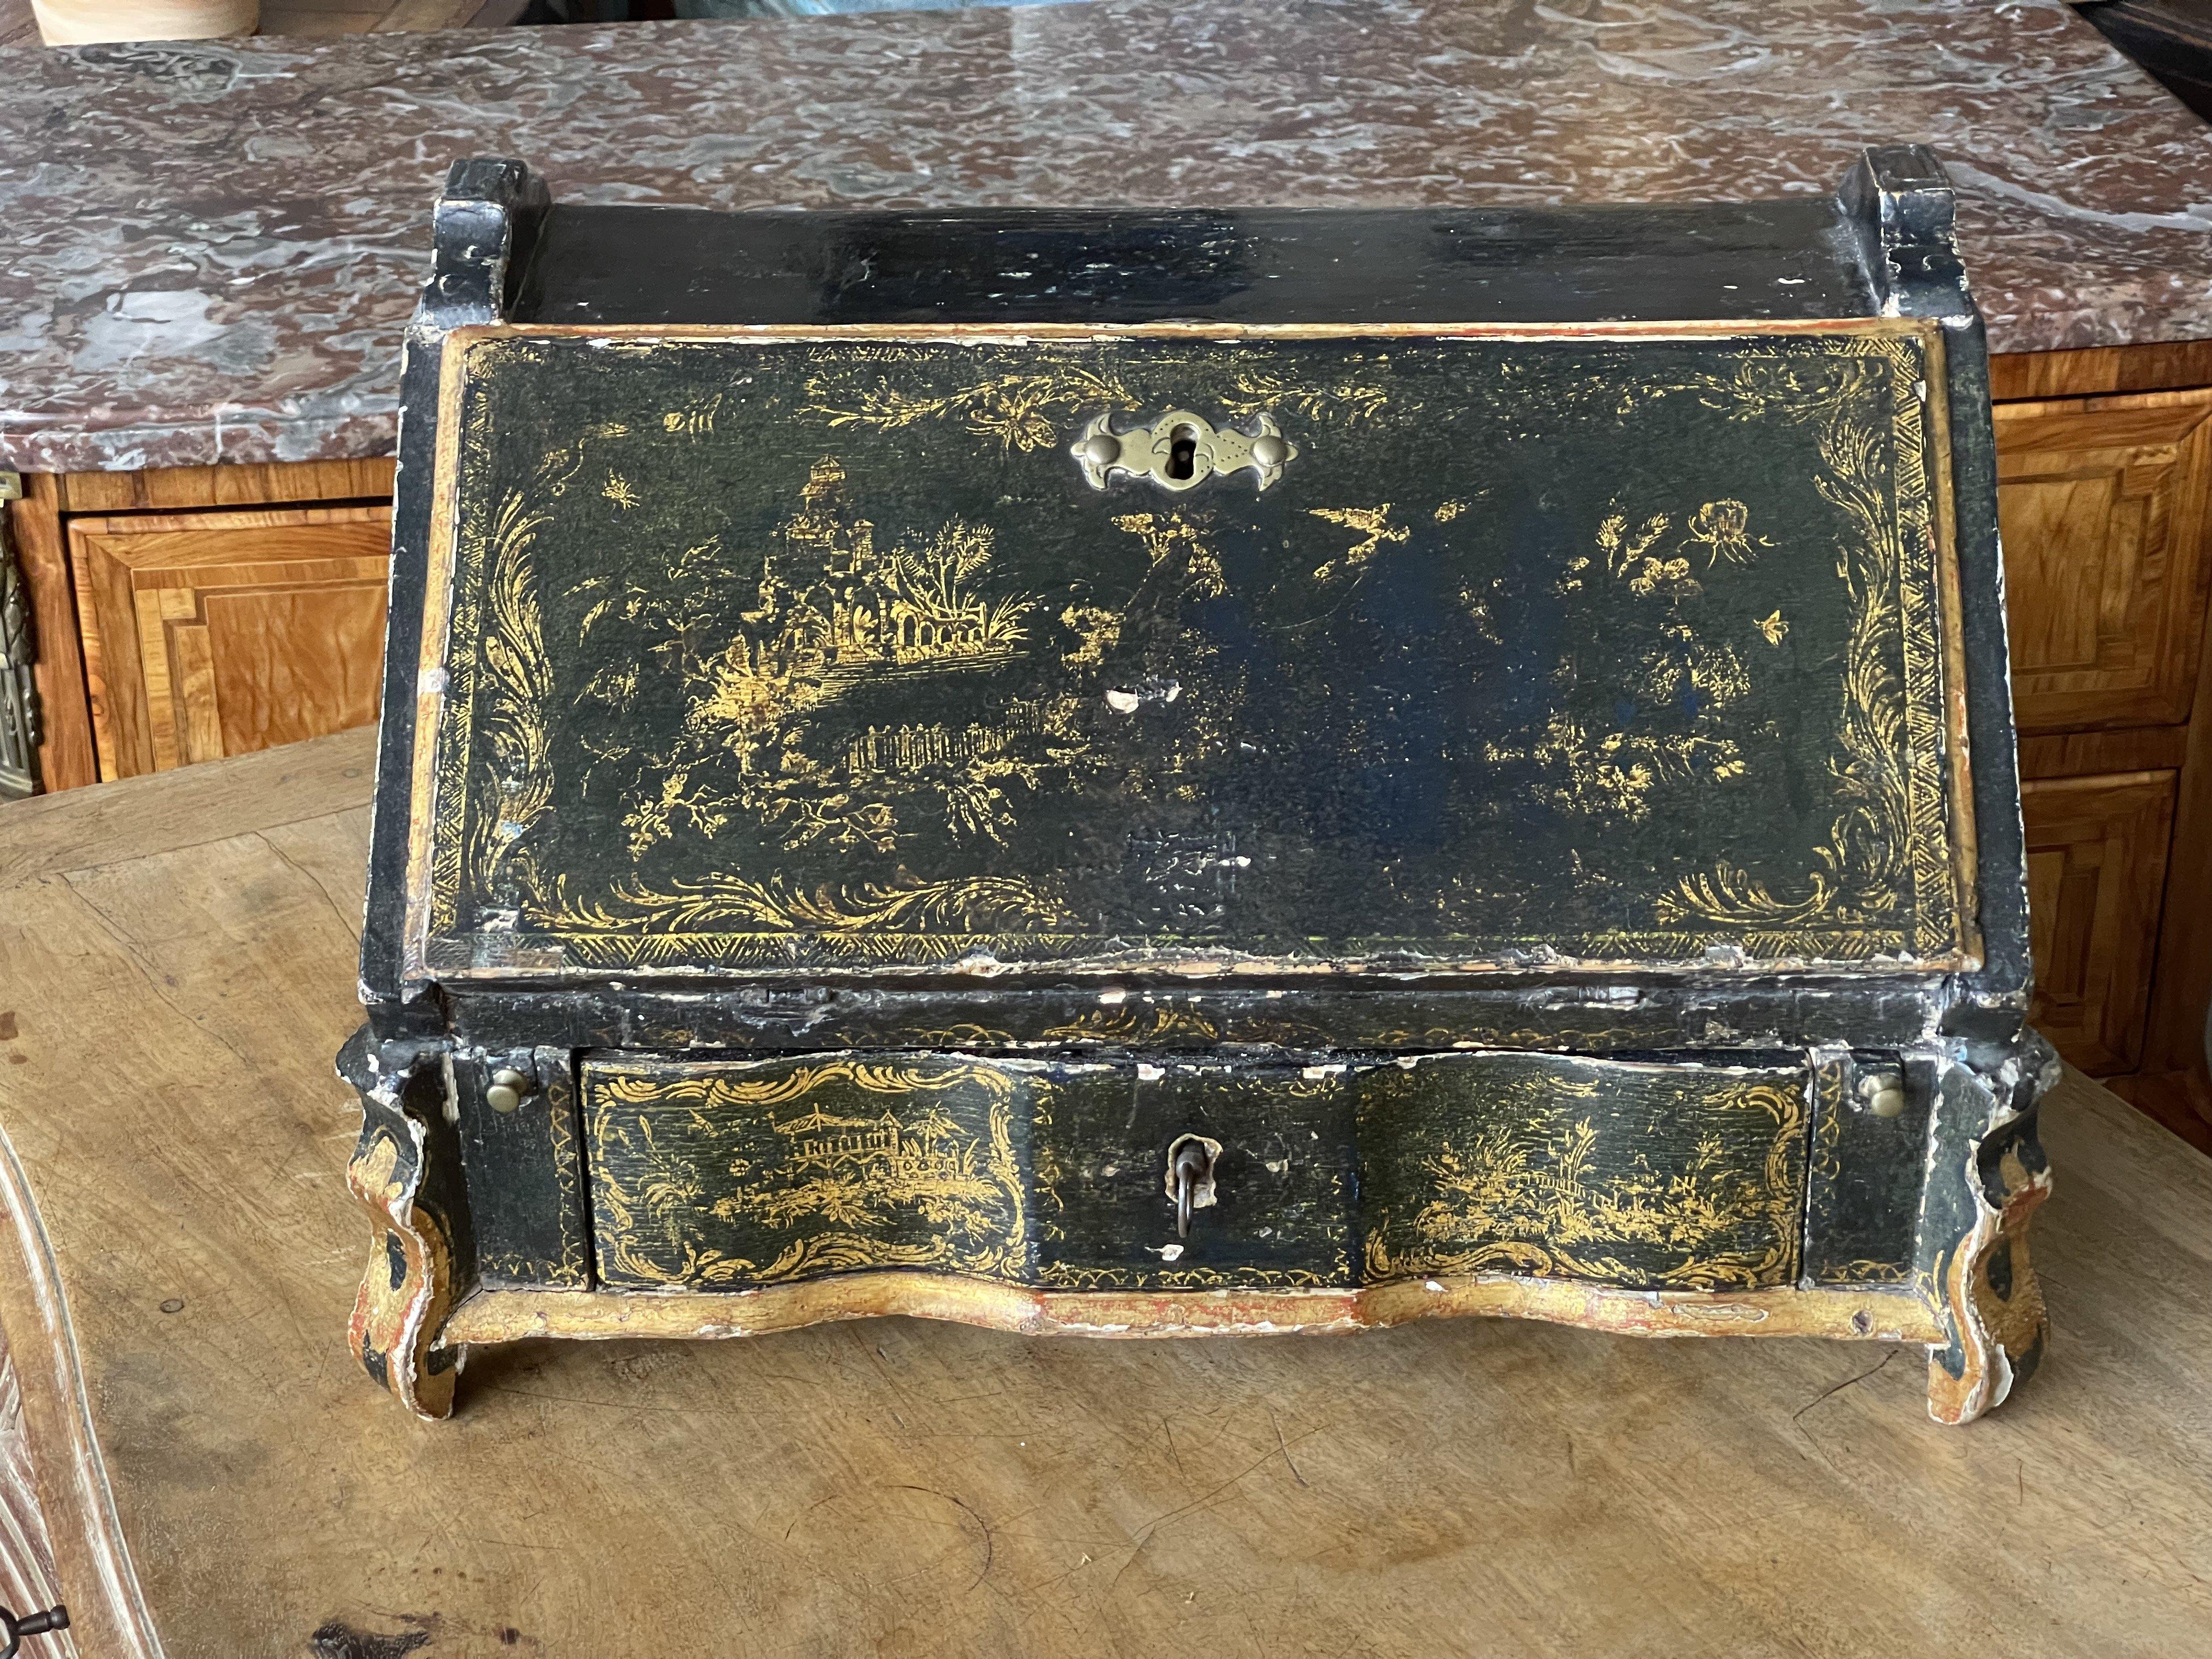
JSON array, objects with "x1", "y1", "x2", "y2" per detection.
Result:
[
  {"x1": 2021, "y1": 770, "x2": 2177, "y2": 1074},
  {"x1": 67, "y1": 506, "x2": 392, "y2": 778},
  {"x1": 1995, "y1": 388, "x2": 2212, "y2": 734}
]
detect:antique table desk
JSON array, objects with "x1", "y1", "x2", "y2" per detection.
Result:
[
  {"x1": 345, "y1": 148, "x2": 2051, "y2": 1424},
  {"x1": 0, "y1": 731, "x2": 2208, "y2": 1656}
]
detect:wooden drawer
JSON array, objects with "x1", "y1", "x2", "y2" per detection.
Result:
[
  {"x1": 1995, "y1": 388, "x2": 2212, "y2": 733},
  {"x1": 2022, "y1": 770, "x2": 2178, "y2": 1074},
  {"x1": 67, "y1": 506, "x2": 392, "y2": 778},
  {"x1": 1356, "y1": 1053, "x2": 1810, "y2": 1290},
  {"x1": 579, "y1": 1050, "x2": 1814, "y2": 1295}
]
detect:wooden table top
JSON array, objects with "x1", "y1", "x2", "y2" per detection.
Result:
[{"x1": 0, "y1": 727, "x2": 2207, "y2": 1659}]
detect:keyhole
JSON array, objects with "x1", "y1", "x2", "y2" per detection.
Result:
[{"x1": 1165, "y1": 425, "x2": 1198, "y2": 481}]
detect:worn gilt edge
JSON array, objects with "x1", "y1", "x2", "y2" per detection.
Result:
[
  {"x1": 402, "y1": 328, "x2": 476, "y2": 975},
  {"x1": 1920, "y1": 323, "x2": 1985, "y2": 967},
  {"x1": 1925, "y1": 1045, "x2": 2057, "y2": 1425},
  {"x1": 440, "y1": 1272, "x2": 1943, "y2": 1347},
  {"x1": 342, "y1": 1039, "x2": 461, "y2": 1421},
  {"x1": 397, "y1": 315, "x2": 1974, "y2": 986}
]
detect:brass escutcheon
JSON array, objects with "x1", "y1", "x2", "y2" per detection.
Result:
[{"x1": 1071, "y1": 411, "x2": 1297, "y2": 494}]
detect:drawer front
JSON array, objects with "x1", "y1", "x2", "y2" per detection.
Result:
[
  {"x1": 1034, "y1": 1062, "x2": 1357, "y2": 1291},
  {"x1": 2021, "y1": 770, "x2": 2177, "y2": 1074},
  {"x1": 583, "y1": 1051, "x2": 1814, "y2": 1295},
  {"x1": 1994, "y1": 388, "x2": 2212, "y2": 733},
  {"x1": 1358, "y1": 1053, "x2": 1811, "y2": 1291},
  {"x1": 585, "y1": 1053, "x2": 1048, "y2": 1289}
]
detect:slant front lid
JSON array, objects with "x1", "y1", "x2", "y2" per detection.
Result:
[{"x1": 405, "y1": 321, "x2": 1977, "y2": 980}]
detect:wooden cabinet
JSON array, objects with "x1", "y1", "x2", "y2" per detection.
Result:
[
  {"x1": 2020, "y1": 771, "x2": 2177, "y2": 1074},
  {"x1": 2, "y1": 458, "x2": 396, "y2": 791},
  {"x1": 1994, "y1": 365, "x2": 2212, "y2": 1149},
  {"x1": 1995, "y1": 388, "x2": 2212, "y2": 734},
  {"x1": 68, "y1": 506, "x2": 391, "y2": 778}
]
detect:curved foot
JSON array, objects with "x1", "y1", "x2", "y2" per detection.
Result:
[
  {"x1": 338, "y1": 1029, "x2": 461, "y2": 1420},
  {"x1": 1927, "y1": 1042, "x2": 2055, "y2": 1424}
]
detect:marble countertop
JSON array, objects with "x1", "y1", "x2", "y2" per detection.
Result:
[{"x1": 3, "y1": 0, "x2": 2210, "y2": 473}]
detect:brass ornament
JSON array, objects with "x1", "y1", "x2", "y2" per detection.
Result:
[
  {"x1": 1069, "y1": 410, "x2": 1298, "y2": 493},
  {"x1": 487, "y1": 1067, "x2": 531, "y2": 1114}
]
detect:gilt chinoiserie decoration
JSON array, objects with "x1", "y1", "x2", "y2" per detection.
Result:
[{"x1": 345, "y1": 148, "x2": 2053, "y2": 1425}]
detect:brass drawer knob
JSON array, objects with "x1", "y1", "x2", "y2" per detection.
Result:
[
  {"x1": 487, "y1": 1066, "x2": 532, "y2": 1114},
  {"x1": 1857, "y1": 1070, "x2": 1907, "y2": 1119}
]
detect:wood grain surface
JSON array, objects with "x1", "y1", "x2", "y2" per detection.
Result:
[
  {"x1": 2022, "y1": 771, "x2": 2180, "y2": 1073},
  {"x1": 0, "y1": 729, "x2": 2207, "y2": 1658},
  {"x1": 1994, "y1": 387, "x2": 2212, "y2": 736},
  {"x1": 1989, "y1": 338, "x2": 2212, "y2": 400},
  {"x1": 66, "y1": 507, "x2": 391, "y2": 778}
]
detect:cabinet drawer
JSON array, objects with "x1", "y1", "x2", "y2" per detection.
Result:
[
  {"x1": 2022, "y1": 770, "x2": 2177, "y2": 1074},
  {"x1": 1034, "y1": 1060, "x2": 1357, "y2": 1290},
  {"x1": 579, "y1": 1050, "x2": 1814, "y2": 1294},
  {"x1": 67, "y1": 505, "x2": 392, "y2": 778},
  {"x1": 581, "y1": 1054, "x2": 1355, "y2": 1291},
  {"x1": 1995, "y1": 388, "x2": 2212, "y2": 733},
  {"x1": 1358, "y1": 1053, "x2": 1810, "y2": 1291}
]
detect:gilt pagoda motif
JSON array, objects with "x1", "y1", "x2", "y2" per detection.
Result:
[
  {"x1": 706, "y1": 456, "x2": 1028, "y2": 743},
  {"x1": 599, "y1": 454, "x2": 1060, "y2": 860}
]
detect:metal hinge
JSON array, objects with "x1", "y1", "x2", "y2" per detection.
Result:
[{"x1": 0, "y1": 472, "x2": 40, "y2": 800}]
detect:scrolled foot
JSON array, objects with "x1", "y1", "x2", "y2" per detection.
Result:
[
  {"x1": 1927, "y1": 1042, "x2": 2055, "y2": 1425},
  {"x1": 338, "y1": 1028, "x2": 461, "y2": 1420}
]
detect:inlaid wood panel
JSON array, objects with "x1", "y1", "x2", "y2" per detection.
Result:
[
  {"x1": 2021, "y1": 770, "x2": 2177, "y2": 1075},
  {"x1": 1989, "y1": 339, "x2": 2212, "y2": 400},
  {"x1": 1994, "y1": 388, "x2": 2212, "y2": 733},
  {"x1": 66, "y1": 507, "x2": 391, "y2": 779},
  {"x1": 2016, "y1": 724, "x2": 2189, "y2": 781},
  {"x1": 54, "y1": 457, "x2": 393, "y2": 514}
]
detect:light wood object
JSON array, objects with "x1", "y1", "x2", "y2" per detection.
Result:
[
  {"x1": 2020, "y1": 771, "x2": 2176, "y2": 1073},
  {"x1": 0, "y1": 727, "x2": 2202, "y2": 1657},
  {"x1": 1994, "y1": 388, "x2": 2212, "y2": 735},
  {"x1": 67, "y1": 507, "x2": 390, "y2": 779},
  {"x1": 1990, "y1": 350, "x2": 2212, "y2": 1151},
  {"x1": 28, "y1": 0, "x2": 255, "y2": 42},
  {"x1": 3, "y1": 0, "x2": 495, "y2": 41},
  {"x1": 4, "y1": 459, "x2": 394, "y2": 794}
]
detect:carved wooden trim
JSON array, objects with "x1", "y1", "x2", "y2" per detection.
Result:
[
  {"x1": 341, "y1": 1032, "x2": 461, "y2": 1423},
  {"x1": 1926, "y1": 1056, "x2": 2055, "y2": 1425},
  {"x1": 443, "y1": 1273, "x2": 1945, "y2": 1349},
  {"x1": 0, "y1": 1350, "x2": 75, "y2": 1659}
]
